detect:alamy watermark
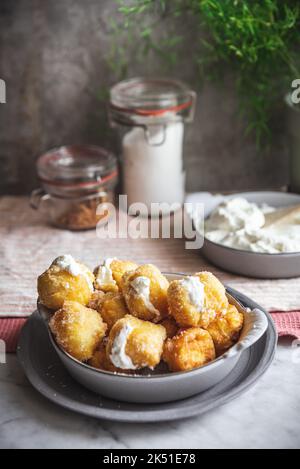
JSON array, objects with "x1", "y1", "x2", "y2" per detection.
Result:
[
  {"x1": 291, "y1": 79, "x2": 300, "y2": 104},
  {"x1": 95, "y1": 196, "x2": 205, "y2": 249},
  {"x1": 0, "y1": 78, "x2": 6, "y2": 103}
]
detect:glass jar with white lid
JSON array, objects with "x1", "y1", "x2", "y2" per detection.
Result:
[{"x1": 109, "y1": 78, "x2": 196, "y2": 216}]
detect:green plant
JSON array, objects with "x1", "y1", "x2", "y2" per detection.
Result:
[{"x1": 112, "y1": 0, "x2": 300, "y2": 146}]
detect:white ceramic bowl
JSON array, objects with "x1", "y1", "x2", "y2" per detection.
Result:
[
  {"x1": 38, "y1": 273, "x2": 268, "y2": 404},
  {"x1": 201, "y1": 191, "x2": 300, "y2": 279}
]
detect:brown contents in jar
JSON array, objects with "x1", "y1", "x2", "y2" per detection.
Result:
[{"x1": 57, "y1": 195, "x2": 109, "y2": 230}]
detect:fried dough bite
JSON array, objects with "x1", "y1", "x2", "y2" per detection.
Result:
[
  {"x1": 38, "y1": 255, "x2": 94, "y2": 310},
  {"x1": 196, "y1": 271, "x2": 228, "y2": 315},
  {"x1": 160, "y1": 317, "x2": 179, "y2": 338},
  {"x1": 88, "y1": 340, "x2": 135, "y2": 374},
  {"x1": 121, "y1": 264, "x2": 169, "y2": 322},
  {"x1": 87, "y1": 290, "x2": 106, "y2": 311},
  {"x1": 106, "y1": 314, "x2": 167, "y2": 370},
  {"x1": 94, "y1": 258, "x2": 138, "y2": 293},
  {"x1": 100, "y1": 292, "x2": 129, "y2": 331},
  {"x1": 49, "y1": 300, "x2": 107, "y2": 362},
  {"x1": 163, "y1": 327, "x2": 216, "y2": 372},
  {"x1": 168, "y1": 272, "x2": 228, "y2": 328},
  {"x1": 88, "y1": 341, "x2": 118, "y2": 372},
  {"x1": 206, "y1": 304, "x2": 244, "y2": 356}
]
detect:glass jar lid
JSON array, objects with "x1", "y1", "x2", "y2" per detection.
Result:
[
  {"x1": 37, "y1": 144, "x2": 117, "y2": 197},
  {"x1": 109, "y1": 77, "x2": 196, "y2": 126}
]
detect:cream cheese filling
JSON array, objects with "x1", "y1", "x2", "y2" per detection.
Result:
[
  {"x1": 52, "y1": 255, "x2": 93, "y2": 291},
  {"x1": 95, "y1": 258, "x2": 117, "y2": 288},
  {"x1": 110, "y1": 324, "x2": 137, "y2": 370},
  {"x1": 179, "y1": 276, "x2": 205, "y2": 311},
  {"x1": 130, "y1": 276, "x2": 160, "y2": 317}
]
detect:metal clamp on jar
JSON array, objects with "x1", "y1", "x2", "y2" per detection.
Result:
[
  {"x1": 109, "y1": 78, "x2": 196, "y2": 216},
  {"x1": 30, "y1": 144, "x2": 118, "y2": 230}
]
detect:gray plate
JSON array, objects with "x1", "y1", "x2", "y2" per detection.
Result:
[{"x1": 17, "y1": 288, "x2": 277, "y2": 423}]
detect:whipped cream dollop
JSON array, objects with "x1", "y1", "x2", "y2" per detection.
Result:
[
  {"x1": 53, "y1": 254, "x2": 82, "y2": 276},
  {"x1": 205, "y1": 198, "x2": 300, "y2": 254},
  {"x1": 95, "y1": 258, "x2": 117, "y2": 288},
  {"x1": 110, "y1": 324, "x2": 137, "y2": 370},
  {"x1": 130, "y1": 276, "x2": 160, "y2": 318},
  {"x1": 179, "y1": 276, "x2": 205, "y2": 311},
  {"x1": 52, "y1": 255, "x2": 94, "y2": 291}
]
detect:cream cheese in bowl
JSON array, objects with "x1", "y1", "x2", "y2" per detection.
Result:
[{"x1": 205, "y1": 197, "x2": 300, "y2": 254}]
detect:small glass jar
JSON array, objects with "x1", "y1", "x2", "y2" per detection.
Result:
[
  {"x1": 30, "y1": 144, "x2": 118, "y2": 230},
  {"x1": 109, "y1": 77, "x2": 196, "y2": 215}
]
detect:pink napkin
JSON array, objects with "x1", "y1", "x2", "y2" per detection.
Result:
[
  {"x1": 1, "y1": 311, "x2": 300, "y2": 353},
  {"x1": 270, "y1": 311, "x2": 300, "y2": 339}
]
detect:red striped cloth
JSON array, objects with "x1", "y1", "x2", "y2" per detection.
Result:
[
  {"x1": 0, "y1": 318, "x2": 28, "y2": 352},
  {"x1": 0, "y1": 311, "x2": 300, "y2": 353}
]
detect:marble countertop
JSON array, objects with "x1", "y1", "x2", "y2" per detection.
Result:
[{"x1": 0, "y1": 338, "x2": 299, "y2": 449}]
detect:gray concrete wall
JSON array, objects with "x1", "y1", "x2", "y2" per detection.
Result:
[{"x1": 0, "y1": 0, "x2": 289, "y2": 195}]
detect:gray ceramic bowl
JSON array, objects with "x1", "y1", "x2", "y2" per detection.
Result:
[
  {"x1": 38, "y1": 273, "x2": 268, "y2": 404},
  {"x1": 201, "y1": 191, "x2": 300, "y2": 279}
]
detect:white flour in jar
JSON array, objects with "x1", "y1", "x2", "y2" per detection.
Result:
[{"x1": 122, "y1": 122, "x2": 185, "y2": 212}]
